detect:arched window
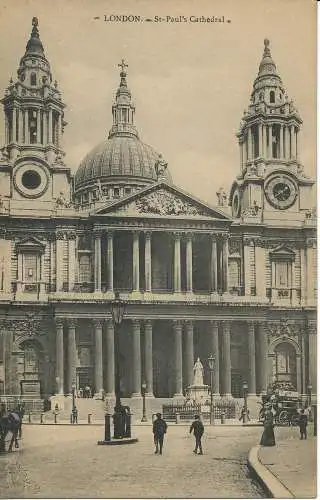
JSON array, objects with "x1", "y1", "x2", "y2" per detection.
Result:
[
  {"x1": 273, "y1": 342, "x2": 297, "y2": 388},
  {"x1": 270, "y1": 90, "x2": 275, "y2": 103},
  {"x1": 30, "y1": 73, "x2": 37, "y2": 86},
  {"x1": 79, "y1": 254, "x2": 91, "y2": 283}
]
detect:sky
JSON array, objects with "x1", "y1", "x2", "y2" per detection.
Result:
[{"x1": 0, "y1": 0, "x2": 316, "y2": 205}]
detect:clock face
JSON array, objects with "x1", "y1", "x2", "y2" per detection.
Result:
[
  {"x1": 265, "y1": 175, "x2": 297, "y2": 210},
  {"x1": 14, "y1": 163, "x2": 49, "y2": 198}
]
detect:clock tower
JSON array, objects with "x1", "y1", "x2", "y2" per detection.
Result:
[
  {"x1": 0, "y1": 18, "x2": 71, "y2": 208},
  {"x1": 229, "y1": 39, "x2": 315, "y2": 223}
]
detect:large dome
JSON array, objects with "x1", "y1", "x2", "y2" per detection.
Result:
[
  {"x1": 73, "y1": 62, "x2": 171, "y2": 207},
  {"x1": 74, "y1": 135, "x2": 161, "y2": 188}
]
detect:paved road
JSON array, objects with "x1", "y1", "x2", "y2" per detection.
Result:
[{"x1": 0, "y1": 424, "x2": 266, "y2": 498}]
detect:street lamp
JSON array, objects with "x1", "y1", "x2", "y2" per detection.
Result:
[
  {"x1": 71, "y1": 382, "x2": 77, "y2": 424},
  {"x1": 242, "y1": 380, "x2": 249, "y2": 424},
  {"x1": 141, "y1": 381, "x2": 147, "y2": 422},
  {"x1": 307, "y1": 383, "x2": 312, "y2": 407},
  {"x1": 110, "y1": 292, "x2": 126, "y2": 408},
  {"x1": 208, "y1": 354, "x2": 215, "y2": 425}
]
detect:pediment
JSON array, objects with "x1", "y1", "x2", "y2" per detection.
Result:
[
  {"x1": 269, "y1": 244, "x2": 295, "y2": 260},
  {"x1": 16, "y1": 236, "x2": 45, "y2": 253},
  {"x1": 94, "y1": 182, "x2": 231, "y2": 220}
]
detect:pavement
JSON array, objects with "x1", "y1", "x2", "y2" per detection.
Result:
[
  {"x1": 248, "y1": 426, "x2": 317, "y2": 498},
  {"x1": 0, "y1": 424, "x2": 265, "y2": 498}
]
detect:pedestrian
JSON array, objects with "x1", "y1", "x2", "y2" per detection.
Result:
[
  {"x1": 260, "y1": 406, "x2": 275, "y2": 446},
  {"x1": 298, "y1": 409, "x2": 308, "y2": 439},
  {"x1": 189, "y1": 415, "x2": 204, "y2": 455},
  {"x1": 152, "y1": 412, "x2": 167, "y2": 455},
  {"x1": 239, "y1": 406, "x2": 250, "y2": 423},
  {"x1": 72, "y1": 407, "x2": 78, "y2": 424}
]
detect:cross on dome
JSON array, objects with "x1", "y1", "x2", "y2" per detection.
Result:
[{"x1": 118, "y1": 59, "x2": 128, "y2": 74}]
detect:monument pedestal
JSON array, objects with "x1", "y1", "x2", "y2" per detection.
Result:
[{"x1": 186, "y1": 384, "x2": 210, "y2": 405}]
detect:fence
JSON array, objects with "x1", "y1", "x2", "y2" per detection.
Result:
[
  {"x1": 0, "y1": 397, "x2": 44, "y2": 413},
  {"x1": 163, "y1": 400, "x2": 237, "y2": 421}
]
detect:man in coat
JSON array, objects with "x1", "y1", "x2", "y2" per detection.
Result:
[
  {"x1": 189, "y1": 415, "x2": 204, "y2": 455},
  {"x1": 153, "y1": 413, "x2": 167, "y2": 455},
  {"x1": 298, "y1": 409, "x2": 308, "y2": 439}
]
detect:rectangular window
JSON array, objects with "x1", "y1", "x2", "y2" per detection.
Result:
[
  {"x1": 23, "y1": 253, "x2": 38, "y2": 282},
  {"x1": 228, "y1": 259, "x2": 240, "y2": 288},
  {"x1": 79, "y1": 255, "x2": 91, "y2": 282},
  {"x1": 276, "y1": 261, "x2": 289, "y2": 288}
]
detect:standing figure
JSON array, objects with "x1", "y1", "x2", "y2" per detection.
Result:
[
  {"x1": 189, "y1": 415, "x2": 204, "y2": 455},
  {"x1": 260, "y1": 407, "x2": 276, "y2": 446},
  {"x1": 153, "y1": 413, "x2": 167, "y2": 455},
  {"x1": 298, "y1": 409, "x2": 308, "y2": 439},
  {"x1": 193, "y1": 358, "x2": 204, "y2": 386}
]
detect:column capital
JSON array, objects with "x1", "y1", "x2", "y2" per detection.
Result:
[
  {"x1": 173, "y1": 319, "x2": 183, "y2": 330},
  {"x1": 54, "y1": 317, "x2": 64, "y2": 328},
  {"x1": 67, "y1": 232, "x2": 77, "y2": 241},
  {"x1": 105, "y1": 317, "x2": 114, "y2": 329},
  {"x1": 132, "y1": 318, "x2": 141, "y2": 329},
  {"x1": 185, "y1": 232, "x2": 194, "y2": 241},
  {"x1": 144, "y1": 230, "x2": 152, "y2": 239},
  {"x1": 209, "y1": 319, "x2": 220, "y2": 328},
  {"x1": 92, "y1": 318, "x2": 103, "y2": 328},
  {"x1": 132, "y1": 230, "x2": 141, "y2": 237},
  {"x1": 106, "y1": 230, "x2": 114, "y2": 239},
  {"x1": 210, "y1": 232, "x2": 218, "y2": 242},
  {"x1": 144, "y1": 319, "x2": 153, "y2": 328},
  {"x1": 173, "y1": 231, "x2": 183, "y2": 239},
  {"x1": 56, "y1": 230, "x2": 66, "y2": 240},
  {"x1": 184, "y1": 319, "x2": 194, "y2": 328},
  {"x1": 247, "y1": 320, "x2": 256, "y2": 332},
  {"x1": 66, "y1": 318, "x2": 77, "y2": 328},
  {"x1": 93, "y1": 230, "x2": 102, "y2": 238}
]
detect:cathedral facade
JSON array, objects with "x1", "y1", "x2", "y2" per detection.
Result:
[{"x1": 0, "y1": 20, "x2": 316, "y2": 407}]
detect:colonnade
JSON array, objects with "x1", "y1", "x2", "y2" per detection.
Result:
[
  {"x1": 92, "y1": 231, "x2": 229, "y2": 294},
  {"x1": 239, "y1": 123, "x2": 299, "y2": 166},
  {"x1": 54, "y1": 318, "x2": 268, "y2": 398},
  {"x1": 5, "y1": 106, "x2": 62, "y2": 146}
]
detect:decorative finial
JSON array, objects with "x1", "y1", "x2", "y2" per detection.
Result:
[
  {"x1": 216, "y1": 187, "x2": 227, "y2": 207},
  {"x1": 118, "y1": 59, "x2": 128, "y2": 75},
  {"x1": 264, "y1": 38, "x2": 269, "y2": 48},
  {"x1": 32, "y1": 17, "x2": 38, "y2": 28}
]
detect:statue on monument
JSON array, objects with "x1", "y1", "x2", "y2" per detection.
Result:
[{"x1": 193, "y1": 358, "x2": 204, "y2": 386}]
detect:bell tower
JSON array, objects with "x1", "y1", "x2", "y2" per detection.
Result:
[
  {"x1": 0, "y1": 17, "x2": 71, "y2": 205},
  {"x1": 229, "y1": 39, "x2": 314, "y2": 222}
]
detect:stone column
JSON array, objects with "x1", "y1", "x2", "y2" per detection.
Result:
[
  {"x1": 67, "y1": 319, "x2": 77, "y2": 394},
  {"x1": 257, "y1": 322, "x2": 268, "y2": 393},
  {"x1": 210, "y1": 234, "x2": 218, "y2": 293},
  {"x1": 247, "y1": 322, "x2": 256, "y2": 395},
  {"x1": 243, "y1": 238, "x2": 251, "y2": 296},
  {"x1": 279, "y1": 124, "x2": 284, "y2": 158},
  {"x1": 296, "y1": 130, "x2": 300, "y2": 160},
  {"x1": 239, "y1": 141, "x2": 243, "y2": 170},
  {"x1": 144, "y1": 320, "x2": 154, "y2": 396},
  {"x1": 144, "y1": 232, "x2": 152, "y2": 292},
  {"x1": 209, "y1": 320, "x2": 220, "y2": 395},
  {"x1": 105, "y1": 319, "x2": 115, "y2": 398},
  {"x1": 18, "y1": 109, "x2": 23, "y2": 143},
  {"x1": 174, "y1": 233, "x2": 181, "y2": 293},
  {"x1": 291, "y1": 255, "x2": 297, "y2": 302},
  {"x1": 106, "y1": 232, "x2": 114, "y2": 292},
  {"x1": 221, "y1": 321, "x2": 231, "y2": 396},
  {"x1": 247, "y1": 127, "x2": 252, "y2": 160},
  {"x1": 55, "y1": 231, "x2": 64, "y2": 292},
  {"x1": 55, "y1": 319, "x2": 64, "y2": 394},
  {"x1": 308, "y1": 325, "x2": 317, "y2": 397},
  {"x1": 255, "y1": 242, "x2": 266, "y2": 297},
  {"x1": 93, "y1": 319, "x2": 103, "y2": 397},
  {"x1": 186, "y1": 234, "x2": 193, "y2": 293},
  {"x1": 185, "y1": 321, "x2": 194, "y2": 388},
  {"x1": 258, "y1": 123, "x2": 263, "y2": 157},
  {"x1": 94, "y1": 232, "x2": 101, "y2": 292},
  {"x1": 132, "y1": 232, "x2": 140, "y2": 292},
  {"x1": 68, "y1": 233, "x2": 76, "y2": 292},
  {"x1": 222, "y1": 235, "x2": 229, "y2": 293},
  {"x1": 12, "y1": 107, "x2": 16, "y2": 142},
  {"x1": 300, "y1": 247, "x2": 306, "y2": 304},
  {"x1": 131, "y1": 320, "x2": 142, "y2": 397},
  {"x1": 262, "y1": 124, "x2": 267, "y2": 158},
  {"x1": 285, "y1": 125, "x2": 290, "y2": 159},
  {"x1": 48, "y1": 108, "x2": 53, "y2": 144},
  {"x1": 290, "y1": 125, "x2": 296, "y2": 158},
  {"x1": 173, "y1": 321, "x2": 183, "y2": 398},
  {"x1": 268, "y1": 124, "x2": 273, "y2": 158},
  {"x1": 43, "y1": 110, "x2": 47, "y2": 145},
  {"x1": 36, "y1": 108, "x2": 41, "y2": 143}
]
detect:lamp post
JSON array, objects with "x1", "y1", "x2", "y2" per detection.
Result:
[
  {"x1": 71, "y1": 382, "x2": 77, "y2": 424},
  {"x1": 110, "y1": 292, "x2": 126, "y2": 408},
  {"x1": 242, "y1": 380, "x2": 249, "y2": 424},
  {"x1": 141, "y1": 381, "x2": 147, "y2": 422},
  {"x1": 208, "y1": 354, "x2": 215, "y2": 425},
  {"x1": 307, "y1": 383, "x2": 312, "y2": 407}
]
